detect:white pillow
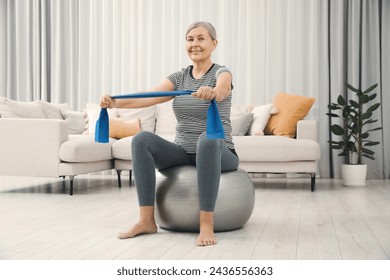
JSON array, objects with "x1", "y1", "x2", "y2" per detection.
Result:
[
  {"x1": 155, "y1": 100, "x2": 177, "y2": 134},
  {"x1": 38, "y1": 101, "x2": 70, "y2": 119},
  {"x1": 61, "y1": 109, "x2": 86, "y2": 134},
  {"x1": 117, "y1": 106, "x2": 156, "y2": 133},
  {"x1": 248, "y1": 104, "x2": 278, "y2": 136},
  {"x1": 230, "y1": 104, "x2": 253, "y2": 118}
]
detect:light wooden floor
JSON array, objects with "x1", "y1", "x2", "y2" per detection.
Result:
[{"x1": 0, "y1": 174, "x2": 389, "y2": 260}]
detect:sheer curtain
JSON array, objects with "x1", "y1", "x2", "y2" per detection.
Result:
[{"x1": 1, "y1": 0, "x2": 389, "y2": 179}]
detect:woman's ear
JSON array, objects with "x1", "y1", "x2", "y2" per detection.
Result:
[{"x1": 212, "y1": 39, "x2": 218, "y2": 51}]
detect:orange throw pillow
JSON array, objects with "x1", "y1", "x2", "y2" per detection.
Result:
[
  {"x1": 264, "y1": 92, "x2": 315, "y2": 138},
  {"x1": 109, "y1": 117, "x2": 141, "y2": 138}
]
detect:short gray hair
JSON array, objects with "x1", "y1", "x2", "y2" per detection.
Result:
[{"x1": 185, "y1": 22, "x2": 217, "y2": 40}]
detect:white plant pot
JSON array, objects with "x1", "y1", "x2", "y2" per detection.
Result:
[{"x1": 341, "y1": 164, "x2": 367, "y2": 186}]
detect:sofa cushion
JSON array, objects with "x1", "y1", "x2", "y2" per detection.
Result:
[
  {"x1": 61, "y1": 109, "x2": 86, "y2": 134},
  {"x1": 111, "y1": 136, "x2": 134, "y2": 160},
  {"x1": 231, "y1": 113, "x2": 253, "y2": 136},
  {"x1": 233, "y1": 135, "x2": 320, "y2": 162},
  {"x1": 230, "y1": 104, "x2": 253, "y2": 118},
  {"x1": 265, "y1": 93, "x2": 315, "y2": 138},
  {"x1": 38, "y1": 101, "x2": 70, "y2": 119},
  {"x1": 109, "y1": 117, "x2": 140, "y2": 138},
  {"x1": 59, "y1": 135, "x2": 115, "y2": 163},
  {"x1": 155, "y1": 100, "x2": 176, "y2": 134},
  {"x1": 113, "y1": 134, "x2": 320, "y2": 163},
  {"x1": 117, "y1": 106, "x2": 156, "y2": 133},
  {"x1": 248, "y1": 104, "x2": 278, "y2": 136}
]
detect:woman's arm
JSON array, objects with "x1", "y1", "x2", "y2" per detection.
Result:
[
  {"x1": 100, "y1": 79, "x2": 175, "y2": 109},
  {"x1": 192, "y1": 71, "x2": 232, "y2": 102},
  {"x1": 213, "y1": 71, "x2": 232, "y2": 102}
]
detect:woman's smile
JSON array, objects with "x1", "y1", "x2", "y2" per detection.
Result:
[{"x1": 191, "y1": 50, "x2": 202, "y2": 54}]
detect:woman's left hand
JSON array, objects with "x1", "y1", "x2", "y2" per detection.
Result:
[{"x1": 192, "y1": 86, "x2": 217, "y2": 100}]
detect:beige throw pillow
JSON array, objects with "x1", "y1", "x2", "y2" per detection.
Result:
[
  {"x1": 264, "y1": 92, "x2": 315, "y2": 138},
  {"x1": 109, "y1": 117, "x2": 141, "y2": 138}
]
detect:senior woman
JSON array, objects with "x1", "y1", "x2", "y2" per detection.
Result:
[{"x1": 100, "y1": 21, "x2": 238, "y2": 246}]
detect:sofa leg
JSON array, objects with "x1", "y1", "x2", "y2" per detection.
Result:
[
  {"x1": 69, "y1": 175, "x2": 75, "y2": 196},
  {"x1": 116, "y1": 170, "x2": 122, "y2": 188},
  {"x1": 310, "y1": 173, "x2": 316, "y2": 192},
  {"x1": 129, "y1": 170, "x2": 132, "y2": 186}
]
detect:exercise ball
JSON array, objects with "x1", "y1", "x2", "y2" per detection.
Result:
[{"x1": 155, "y1": 165, "x2": 255, "y2": 232}]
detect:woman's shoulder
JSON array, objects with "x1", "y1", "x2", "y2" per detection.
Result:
[
  {"x1": 213, "y1": 64, "x2": 230, "y2": 72},
  {"x1": 213, "y1": 64, "x2": 232, "y2": 78},
  {"x1": 167, "y1": 66, "x2": 189, "y2": 79}
]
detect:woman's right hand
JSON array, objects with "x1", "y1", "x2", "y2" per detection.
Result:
[{"x1": 100, "y1": 95, "x2": 116, "y2": 108}]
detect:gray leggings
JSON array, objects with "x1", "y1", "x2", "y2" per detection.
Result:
[{"x1": 131, "y1": 131, "x2": 239, "y2": 212}]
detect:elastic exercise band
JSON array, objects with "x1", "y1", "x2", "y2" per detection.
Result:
[{"x1": 95, "y1": 91, "x2": 225, "y2": 143}]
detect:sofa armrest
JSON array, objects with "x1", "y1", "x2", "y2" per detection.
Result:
[
  {"x1": 296, "y1": 120, "x2": 318, "y2": 141},
  {"x1": 0, "y1": 118, "x2": 68, "y2": 177}
]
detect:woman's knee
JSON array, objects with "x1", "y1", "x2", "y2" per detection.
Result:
[
  {"x1": 131, "y1": 131, "x2": 154, "y2": 150},
  {"x1": 131, "y1": 131, "x2": 156, "y2": 154},
  {"x1": 196, "y1": 132, "x2": 221, "y2": 153}
]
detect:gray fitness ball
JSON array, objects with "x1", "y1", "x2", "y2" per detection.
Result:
[{"x1": 155, "y1": 165, "x2": 255, "y2": 232}]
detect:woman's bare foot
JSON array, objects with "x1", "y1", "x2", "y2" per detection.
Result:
[
  {"x1": 196, "y1": 211, "x2": 216, "y2": 246},
  {"x1": 117, "y1": 222, "x2": 157, "y2": 239},
  {"x1": 118, "y1": 206, "x2": 157, "y2": 239}
]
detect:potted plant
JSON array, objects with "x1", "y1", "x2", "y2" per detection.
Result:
[{"x1": 327, "y1": 82, "x2": 382, "y2": 186}]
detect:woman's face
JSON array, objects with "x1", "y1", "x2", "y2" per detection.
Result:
[{"x1": 186, "y1": 26, "x2": 217, "y2": 63}]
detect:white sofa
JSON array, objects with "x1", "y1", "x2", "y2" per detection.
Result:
[{"x1": 0, "y1": 98, "x2": 320, "y2": 195}]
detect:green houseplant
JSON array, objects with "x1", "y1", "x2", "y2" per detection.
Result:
[{"x1": 327, "y1": 82, "x2": 382, "y2": 185}]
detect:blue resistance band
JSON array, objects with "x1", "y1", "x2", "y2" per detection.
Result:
[{"x1": 95, "y1": 91, "x2": 225, "y2": 143}]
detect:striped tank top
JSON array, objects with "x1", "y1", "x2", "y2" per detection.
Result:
[{"x1": 166, "y1": 63, "x2": 234, "y2": 153}]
